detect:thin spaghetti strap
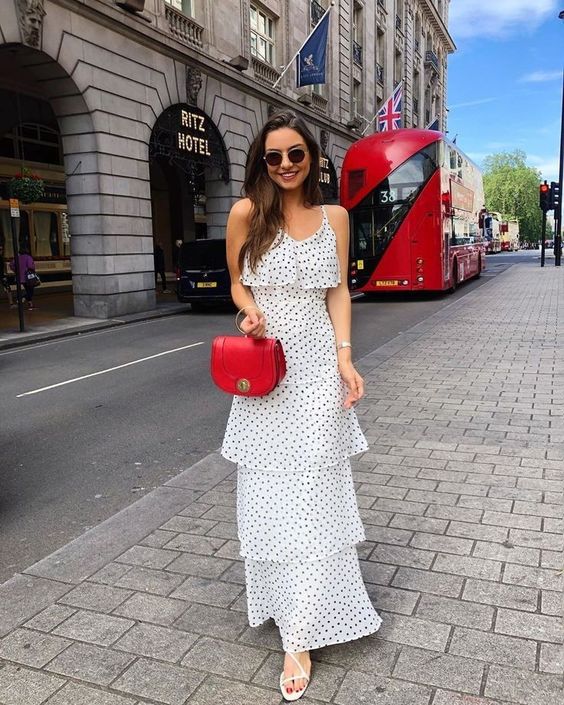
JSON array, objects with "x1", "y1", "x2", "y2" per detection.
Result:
[{"x1": 320, "y1": 204, "x2": 328, "y2": 225}]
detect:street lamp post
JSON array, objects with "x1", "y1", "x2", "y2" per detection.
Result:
[{"x1": 556, "y1": 11, "x2": 564, "y2": 266}]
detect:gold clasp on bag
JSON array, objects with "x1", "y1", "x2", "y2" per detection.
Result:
[{"x1": 236, "y1": 378, "x2": 251, "y2": 393}]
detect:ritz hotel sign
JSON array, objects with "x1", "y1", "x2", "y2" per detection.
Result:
[
  {"x1": 319, "y1": 155, "x2": 331, "y2": 184},
  {"x1": 177, "y1": 110, "x2": 212, "y2": 156}
]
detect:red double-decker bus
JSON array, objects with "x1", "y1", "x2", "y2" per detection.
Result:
[{"x1": 341, "y1": 129, "x2": 485, "y2": 293}]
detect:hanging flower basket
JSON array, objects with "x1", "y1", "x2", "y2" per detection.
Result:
[{"x1": 8, "y1": 169, "x2": 45, "y2": 204}]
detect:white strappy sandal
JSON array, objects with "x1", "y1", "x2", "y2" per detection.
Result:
[{"x1": 279, "y1": 652, "x2": 311, "y2": 702}]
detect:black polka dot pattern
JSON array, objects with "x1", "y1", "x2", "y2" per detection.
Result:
[
  {"x1": 237, "y1": 460, "x2": 366, "y2": 562},
  {"x1": 246, "y1": 547, "x2": 383, "y2": 653},
  {"x1": 222, "y1": 205, "x2": 381, "y2": 652}
]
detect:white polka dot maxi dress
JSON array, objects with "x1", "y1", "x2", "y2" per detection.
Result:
[{"x1": 221, "y1": 206, "x2": 382, "y2": 653}]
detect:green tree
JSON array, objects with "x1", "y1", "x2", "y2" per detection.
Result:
[{"x1": 482, "y1": 150, "x2": 542, "y2": 243}]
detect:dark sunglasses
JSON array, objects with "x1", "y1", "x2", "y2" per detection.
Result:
[{"x1": 263, "y1": 147, "x2": 308, "y2": 167}]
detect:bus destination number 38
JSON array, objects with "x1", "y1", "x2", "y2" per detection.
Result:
[{"x1": 378, "y1": 189, "x2": 397, "y2": 204}]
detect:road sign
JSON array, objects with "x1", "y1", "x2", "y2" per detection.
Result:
[{"x1": 9, "y1": 198, "x2": 20, "y2": 218}]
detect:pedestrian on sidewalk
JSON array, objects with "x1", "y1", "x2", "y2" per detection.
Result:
[
  {"x1": 9, "y1": 247, "x2": 36, "y2": 310},
  {"x1": 0, "y1": 243, "x2": 14, "y2": 307},
  {"x1": 153, "y1": 239, "x2": 170, "y2": 293},
  {"x1": 222, "y1": 110, "x2": 381, "y2": 702}
]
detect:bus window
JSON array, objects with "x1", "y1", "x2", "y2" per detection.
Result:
[
  {"x1": 34, "y1": 211, "x2": 56, "y2": 257},
  {"x1": 451, "y1": 216, "x2": 470, "y2": 245},
  {"x1": 0, "y1": 209, "x2": 11, "y2": 258},
  {"x1": 19, "y1": 211, "x2": 31, "y2": 253},
  {"x1": 0, "y1": 210, "x2": 31, "y2": 255},
  {"x1": 351, "y1": 144, "x2": 438, "y2": 260}
]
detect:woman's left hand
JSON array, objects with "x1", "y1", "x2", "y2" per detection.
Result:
[{"x1": 338, "y1": 359, "x2": 364, "y2": 409}]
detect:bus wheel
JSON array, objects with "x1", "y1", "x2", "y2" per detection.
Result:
[{"x1": 450, "y1": 261, "x2": 458, "y2": 292}]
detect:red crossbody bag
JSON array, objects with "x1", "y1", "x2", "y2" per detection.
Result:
[{"x1": 211, "y1": 335, "x2": 286, "y2": 396}]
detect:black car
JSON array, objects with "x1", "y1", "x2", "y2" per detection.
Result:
[{"x1": 176, "y1": 239, "x2": 231, "y2": 309}]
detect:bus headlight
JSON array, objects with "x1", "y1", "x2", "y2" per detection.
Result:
[
  {"x1": 417, "y1": 276, "x2": 424, "y2": 283},
  {"x1": 416, "y1": 258, "x2": 424, "y2": 265}
]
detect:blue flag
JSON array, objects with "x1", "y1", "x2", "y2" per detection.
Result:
[{"x1": 296, "y1": 10, "x2": 330, "y2": 87}]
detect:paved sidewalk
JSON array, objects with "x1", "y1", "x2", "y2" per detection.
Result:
[{"x1": 0, "y1": 263, "x2": 562, "y2": 705}]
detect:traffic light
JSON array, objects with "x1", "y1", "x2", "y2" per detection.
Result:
[
  {"x1": 539, "y1": 181, "x2": 551, "y2": 211},
  {"x1": 550, "y1": 181, "x2": 561, "y2": 212}
]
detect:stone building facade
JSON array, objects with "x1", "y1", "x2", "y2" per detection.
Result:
[{"x1": 0, "y1": 0, "x2": 454, "y2": 319}]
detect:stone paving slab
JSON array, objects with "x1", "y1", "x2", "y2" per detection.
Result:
[{"x1": 0, "y1": 263, "x2": 563, "y2": 704}]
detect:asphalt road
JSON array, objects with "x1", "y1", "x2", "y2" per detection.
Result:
[{"x1": 0, "y1": 251, "x2": 537, "y2": 582}]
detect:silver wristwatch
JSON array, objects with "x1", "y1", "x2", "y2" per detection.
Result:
[{"x1": 337, "y1": 341, "x2": 352, "y2": 351}]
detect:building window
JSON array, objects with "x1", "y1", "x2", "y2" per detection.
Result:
[
  {"x1": 395, "y1": 0, "x2": 403, "y2": 29},
  {"x1": 352, "y1": 79, "x2": 362, "y2": 116},
  {"x1": 310, "y1": 0, "x2": 326, "y2": 27},
  {"x1": 165, "y1": 0, "x2": 193, "y2": 17},
  {"x1": 353, "y1": 1, "x2": 363, "y2": 65},
  {"x1": 394, "y1": 49, "x2": 402, "y2": 86},
  {"x1": 376, "y1": 27, "x2": 385, "y2": 79},
  {"x1": 413, "y1": 69, "x2": 420, "y2": 122},
  {"x1": 250, "y1": 4, "x2": 275, "y2": 65},
  {"x1": 0, "y1": 123, "x2": 63, "y2": 165}
]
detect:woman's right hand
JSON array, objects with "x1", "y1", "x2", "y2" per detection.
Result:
[{"x1": 240, "y1": 308, "x2": 266, "y2": 338}]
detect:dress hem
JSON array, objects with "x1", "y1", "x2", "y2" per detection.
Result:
[{"x1": 248, "y1": 613, "x2": 383, "y2": 653}]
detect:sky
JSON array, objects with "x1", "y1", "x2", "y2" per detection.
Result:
[{"x1": 447, "y1": 0, "x2": 563, "y2": 182}]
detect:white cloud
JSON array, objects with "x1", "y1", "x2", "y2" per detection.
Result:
[
  {"x1": 528, "y1": 154, "x2": 560, "y2": 181},
  {"x1": 520, "y1": 70, "x2": 563, "y2": 82},
  {"x1": 448, "y1": 97, "x2": 497, "y2": 110},
  {"x1": 449, "y1": 0, "x2": 557, "y2": 39}
]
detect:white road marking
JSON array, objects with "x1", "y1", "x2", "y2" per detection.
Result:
[{"x1": 17, "y1": 341, "x2": 205, "y2": 397}]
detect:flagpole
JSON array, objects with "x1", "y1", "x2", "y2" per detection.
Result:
[
  {"x1": 361, "y1": 115, "x2": 377, "y2": 136},
  {"x1": 272, "y1": 1, "x2": 335, "y2": 89}
]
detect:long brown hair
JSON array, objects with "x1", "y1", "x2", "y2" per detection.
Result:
[{"x1": 239, "y1": 110, "x2": 322, "y2": 272}]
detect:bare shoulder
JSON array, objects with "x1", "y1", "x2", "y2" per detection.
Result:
[
  {"x1": 325, "y1": 204, "x2": 349, "y2": 236},
  {"x1": 227, "y1": 198, "x2": 253, "y2": 246},
  {"x1": 229, "y1": 198, "x2": 254, "y2": 222},
  {"x1": 325, "y1": 204, "x2": 349, "y2": 225}
]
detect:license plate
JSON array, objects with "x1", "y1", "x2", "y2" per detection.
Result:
[
  {"x1": 197, "y1": 282, "x2": 217, "y2": 288},
  {"x1": 375, "y1": 280, "x2": 399, "y2": 287}
]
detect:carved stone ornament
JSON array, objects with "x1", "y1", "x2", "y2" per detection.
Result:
[
  {"x1": 320, "y1": 129, "x2": 329, "y2": 152},
  {"x1": 267, "y1": 103, "x2": 277, "y2": 117},
  {"x1": 185, "y1": 66, "x2": 203, "y2": 106},
  {"x1": 16, "y1": 0, "x2": 46, "y2": 48}
]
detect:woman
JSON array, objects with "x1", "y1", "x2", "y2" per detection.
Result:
[
  {"x1": 222, "y1": 111, "x2": 381, "y2": 701},
  {"x1": 10, "y1": 247, "x2": 36, "y2": 310}
]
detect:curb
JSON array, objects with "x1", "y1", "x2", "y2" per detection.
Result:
[{"x1": 0, "y1": 303, "x2": 190, "y2": 351}]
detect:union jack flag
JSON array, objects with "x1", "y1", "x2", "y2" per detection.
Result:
[{"x1": 377, "y1": 83, "x2": 402, "y2": 132}]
